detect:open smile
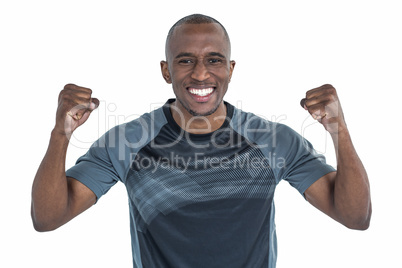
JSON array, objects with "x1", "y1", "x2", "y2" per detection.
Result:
[
  {"x1": 188, "y1": 87, "x2": 215, "y2": 96},
  {"x1": 186, "y1": 87, "x2": 216, "y2": 103}
]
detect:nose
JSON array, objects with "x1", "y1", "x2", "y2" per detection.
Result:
[{"x1": 191, "y1": 61, "x2": 210, "y2": 81}]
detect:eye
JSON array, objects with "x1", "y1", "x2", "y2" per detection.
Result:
[
  {"x1": 208, "y1": 58, "x2": 223, "y2": 64},
  {"x1": 178, "y1": 59, "x2": 193, "y2": 64}
]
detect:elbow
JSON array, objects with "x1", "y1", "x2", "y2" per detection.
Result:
[
  {"x1": 31, "y1": 214, "x2": 56, "y2": 232},
  {"x1": 32, "y1": 219, "x2": 51, "y2": 232},
  {"x1": 31, "y1": 205, "x2": 61, "y2": 232},
  {"x1": 344, "y1": 206, "x2": 372, "y2": 231},
  {"x1": 32, "y1": 217, "x2": 61, "y2": 232},
  {"x1": 32, "y1": 222, "x2": 49, "y2": 233},
  {"x1": 345, "y1": 219, "x2": 370, "y2": 231}
]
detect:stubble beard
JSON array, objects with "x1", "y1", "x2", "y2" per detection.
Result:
[{"x1": 178, "y1": 98, "x2": 221, "y2": 117}]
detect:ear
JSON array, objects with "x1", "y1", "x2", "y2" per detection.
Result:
[
  {"x1": 228, "y1": 60, "x2": 236, "y2": 83},
  {"x1": 160, "y1": 61, "x2": 172, "y2": 84}
]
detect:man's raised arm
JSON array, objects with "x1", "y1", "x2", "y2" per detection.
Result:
[
  {"x1": 302, "y1": 84, "x2": 372, "y2": 230},
  {"x1": 31, "y1": 84, "x2": 99, "y2": 232}
]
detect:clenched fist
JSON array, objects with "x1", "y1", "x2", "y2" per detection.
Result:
[
  {"x1": 301, "y1": 84, "x2": 347, "y2": 135},
  {"x1": 54, "y1": 84, "x2": 99, "y2": 138}
]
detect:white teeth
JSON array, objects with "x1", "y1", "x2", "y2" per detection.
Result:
[{"x1": 188, "y1": 88, "x2": 214, "y2": 96}]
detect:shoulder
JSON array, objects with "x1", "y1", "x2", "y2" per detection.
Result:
[
  {"x1": 230, "y1": 105, "x2": 298, "y2": 145},
  {"x1": 100, "y1": 105, "x2": 168, "y2": 148}
]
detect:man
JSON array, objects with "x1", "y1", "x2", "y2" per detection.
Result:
[{"x1": 31, "y1": 14, "x2": 371, "y2": 267}]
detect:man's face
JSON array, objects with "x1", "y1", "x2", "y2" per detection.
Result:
[{"x1": 161, "y1": 23, "x2": 235, "y2": 117}]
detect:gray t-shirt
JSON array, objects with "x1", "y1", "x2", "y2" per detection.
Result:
[{"x1": 66, "y1": 99, "x2": 335, "y2": 268}]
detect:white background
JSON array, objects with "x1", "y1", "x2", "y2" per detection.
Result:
[{"x1": 1, "y1": 0, "x2": 401, "y2": 267}]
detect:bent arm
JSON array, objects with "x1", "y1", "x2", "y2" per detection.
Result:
[
  {"x1": 305, "y1": 129, "x2": 372, "y2": 230},
  {"x1": 302, "y1": 84, "x2": 371, "y2": 230},
  {"x1": 31, "y1": 131, "x2": 96, "y2": 232},
  {"x1": 31, "y1": 84, "x2": 99, "y2": 231}
]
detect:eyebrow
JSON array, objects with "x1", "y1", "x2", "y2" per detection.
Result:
[
  {"x1": 175, "y1": 52, "x2": 226, "y2": 59},
  {"x1": 175, "y1": 52, "x2": 194, "y2": 59},
  {"x1": 208, "y1": 52, "x2": 226, "y2": 58}
]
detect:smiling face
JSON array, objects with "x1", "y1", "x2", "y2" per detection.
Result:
[{"x1": 161, "y1": 23, "x2": 235, "y2": 117}]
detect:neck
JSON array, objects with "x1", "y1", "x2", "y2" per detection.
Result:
[{"x1": 171, "y1": 101, "x2": 227, "y2": 134}]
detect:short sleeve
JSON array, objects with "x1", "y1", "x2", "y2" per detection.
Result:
[
  {"x1": 66, "y1": 135, "x2": 120, "y2": 201},
  {"x1": 275, "y1": 124, "x2": 336, "y2": 196}
]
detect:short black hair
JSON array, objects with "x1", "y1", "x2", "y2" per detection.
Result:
[{"x1": 165, "y1": 14, "x2": 231, "y2": 58}]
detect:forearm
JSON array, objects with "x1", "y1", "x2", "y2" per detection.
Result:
[
  {"x1": 331, "y1": 128, "x2": 372, "y2": 229},
  {"x1": 31, "y1": 130, "x2": 70, "y2": 231}
]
